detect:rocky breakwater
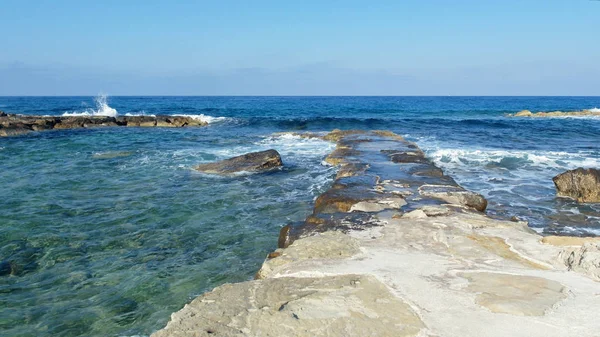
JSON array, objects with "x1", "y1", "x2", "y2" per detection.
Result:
[
  {"x1": 153, "y1": 130, "x2": 600, "y2": 337},
  {"x1": 508, "y1": 109, "x2": 600, "y2": 118},
  {"x1": 0, "y1": 111, "x2": 208, "y2": 137}
]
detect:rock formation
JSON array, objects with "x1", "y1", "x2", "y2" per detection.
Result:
[
  {"x1": 195, "y1": 149, "x2": 283, "y2": 175},
  {"x1": 509, "y1": 109, "x2": 600, "y2": 118},
  {"x1": 553, "y1": 168, "x2": 600, "y2": 203},
  {"x1": 152, "y1": 130, "x2": 600, "y2": 337},
  {"x1": 0, "y1": 113, "x2": 208, "y2": 137}
]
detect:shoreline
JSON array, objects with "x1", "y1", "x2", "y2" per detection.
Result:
[{"x1": 152, "y1": 129, "x2": 600, "y2": 337}]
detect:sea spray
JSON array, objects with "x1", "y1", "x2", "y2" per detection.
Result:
[{"x1": 63, "y1": 94, "x2": 118, "y2": 117}]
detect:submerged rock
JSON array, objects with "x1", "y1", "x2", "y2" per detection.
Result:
[
  {"x1": 553, "y1": 168, "x2": 600, "y2": 203},
  {"x1": 195, "y1": 149, "x2": 283, "y2": 175}
]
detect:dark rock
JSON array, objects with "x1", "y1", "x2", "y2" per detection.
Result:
[
  {"x1": 124, "y1": 116, "x2": 157, "y2": 127},
  {"x1": 0, "y1": 111, "x2": 7, "y2": 117},
  {"x1": 0, "y1": 125, "x2": 32, "y2": 137},
  {"x1": 278, "y1": 225, "x2": 292, "y2": 248},
  {"x1": 553, "y1": 168, "x2": 600, "y2": 203},
  {"x1": 0, "y1": 261, "x2": 11, "y2": 276},
  {"x1": 195, "y1": 149, "x2": 283, "y2": 175}
]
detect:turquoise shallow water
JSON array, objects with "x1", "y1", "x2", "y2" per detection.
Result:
[
  {"x1": 1, "y1": 96, "x2": 600, "y2": 336},
  {"x1": 0, "y1": 125, "x2": 334, "y2": 337}
]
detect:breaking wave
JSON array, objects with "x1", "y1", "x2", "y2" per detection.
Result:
[{"x1": 63, "y1": 94, "x2": 118, "y2": 117}]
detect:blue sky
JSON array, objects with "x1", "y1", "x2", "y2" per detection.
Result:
[{"x1": 1, "y1": 0, "x2": 599, "y2": 95}]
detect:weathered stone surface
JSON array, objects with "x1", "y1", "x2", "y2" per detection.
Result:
[
  {"x1": 155, "y1": 130, "x2": 600, "y2": 337},
  {"x1": 552, "y1": 168, "x2": 600, "y2": 203},
  {"x1": 349, "y1": 198, "x2": 406, "y2": 213},
  {"x1": 151, "y1": 275, "x2": 424, "y2": 337},
  {"x1": 558, "y1": 243, "x2": 600, "y2": 281},
  {"x1": 257, "y1": 231, "x2": 360, "y2": 279},
  {"x1": 541, "y1": 236, "x2": 600, "y2": 247},
  {"x1": 195, "y1": 150, "x2": 283, "y2": 175},
  {"x1": 459, "y1": 272, "x2": 566, "y2": 316},
  {"x1": 419, "y1": 184, "x2": 488, "y2": 211}
]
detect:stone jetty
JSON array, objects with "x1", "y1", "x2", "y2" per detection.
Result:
[
  {"x1": 153, "y1": 129, "x2": 600, "y2": 337},
  {"x1": 0, "y1": 111, "x2": 208, "y2": 137}
]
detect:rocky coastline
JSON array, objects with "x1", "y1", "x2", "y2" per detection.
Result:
[
  {"x1": 508, "y1": 109, "x2": 600, "y2": 118},
  {"x1": 0, "y1": 111, "x2": 208, "y2": 137},
  {"x1": 152, "y1": 130, "x2": 600, "y2": 337}
]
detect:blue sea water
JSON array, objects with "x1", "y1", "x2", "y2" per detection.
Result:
[{"x1": 1, "y1": 96, "x2": 599, "y2": 337}]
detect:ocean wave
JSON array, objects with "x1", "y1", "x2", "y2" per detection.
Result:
[
  {"x1": 427, "y1": 148, "x2": 600, "y2": 171},
  {"x1": 63, "y1": 94, "x2": 118, "y2": 117},
  {"x1": 589, "y1": 107, "x2": 600, "y2": 113}
]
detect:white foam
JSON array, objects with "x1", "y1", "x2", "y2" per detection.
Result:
[
  {"x1": 589, "y1": 107, "x2": 600, "y2": 113},
  {"x1": 172, "y1": 114, "x2": 230, "y2": 124},
  {"x1": 427, "y1": 148, "x2": 600, "y2": 171},
  {"x1": 63, "y1": 94, "x2": 118, "y2": 117},
  {"x1": 125, "y1": 113, "x2": 156, "y2": 117}
]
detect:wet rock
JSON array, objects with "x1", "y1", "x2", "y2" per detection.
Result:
[
  {"x1": 514, "y1": 110, "x2": 533, "y2": 117},
  {"x1": 82, "y1": 116, "x2": 118, "y2": 128},
  {"x1": 125, "y1": 116, "x2": 157, "y2": 127},
  {"x1": 0, "y1": 110, "x2": 6, "y2": 117},
  {"x1": 419, "y1": 184, "x2": 488, "y2": 212},
  {"x1": 510, "y1": 109, "x2": 600, "y2": 118},
  {"x1": 0, "y1": 126, "x2": 32, "y2": 137},
  {"x1": 54, "y1": 118, "x2": 86, "y2": 129},
  {"x1": 553, "y1": 168, "x2": 600, "y2": 203},
  {"x1": 195, "y1": 149, "x2": 283, "y2": 175}
]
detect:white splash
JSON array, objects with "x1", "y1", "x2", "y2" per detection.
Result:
[
  {"x1": 589, "y1": 107, "x2": 600, "y2": 113},
  {"x1": 63, "y1": 94, "x2": 118, "y2": 117},
  {"x1": 172, "y1": 114, "x2": 230, "y2": 124}
]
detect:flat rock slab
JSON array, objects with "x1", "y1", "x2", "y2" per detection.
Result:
[
  {"x1": 419, "y1": 184, "x2": 488, "y2": 212},
  {"x1": 151, "y1": 275, "x2": 424, "y2": 337},
  {"x1": 195, "y1": 149, "x2": 283, "y2": 175},
  {"x1": 459, "y1": 272, "x2": 566, "y2": 316}
]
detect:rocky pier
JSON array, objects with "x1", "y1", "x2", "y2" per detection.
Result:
[
  {"x1": 0, "y1": 111, "x2": 208, "y2": 137},
  {"x1": 152, "y1": 130, "x2": 599, "y2": 336}
]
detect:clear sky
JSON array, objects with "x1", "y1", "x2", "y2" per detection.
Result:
[{"x1": 1, "y1": 0, "x2": 599, "y2": 95}]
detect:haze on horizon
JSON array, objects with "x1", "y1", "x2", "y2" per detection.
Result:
[{"x1": 1, "y1": 0, "x2": 599, "y2": 96}]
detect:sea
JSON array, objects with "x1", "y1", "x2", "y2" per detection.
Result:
[{"x1": 0, "y1": 96, "x2": 599, "y2": 337}]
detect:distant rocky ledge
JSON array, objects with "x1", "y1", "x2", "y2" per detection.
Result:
[
  {"x1": 152, "y1": 129, "x2": 600, "y2": 337},
  {"x1": 0, "y1": 111, "x2": 207, "y2": 137},
  {"x1": 508, "y1": 109, "x2": 600, "y2": 118}
]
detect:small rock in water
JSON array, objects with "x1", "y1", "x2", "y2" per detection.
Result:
[
  {"x1": 195, "y1": 149, "x2": 283, "y2": 175},
  {"x1": 553, "y1": 168, "x2": 600, "y2": 203},
  {"x1": 92, "y1": 151, "x2": 135, "y2": 159}
]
